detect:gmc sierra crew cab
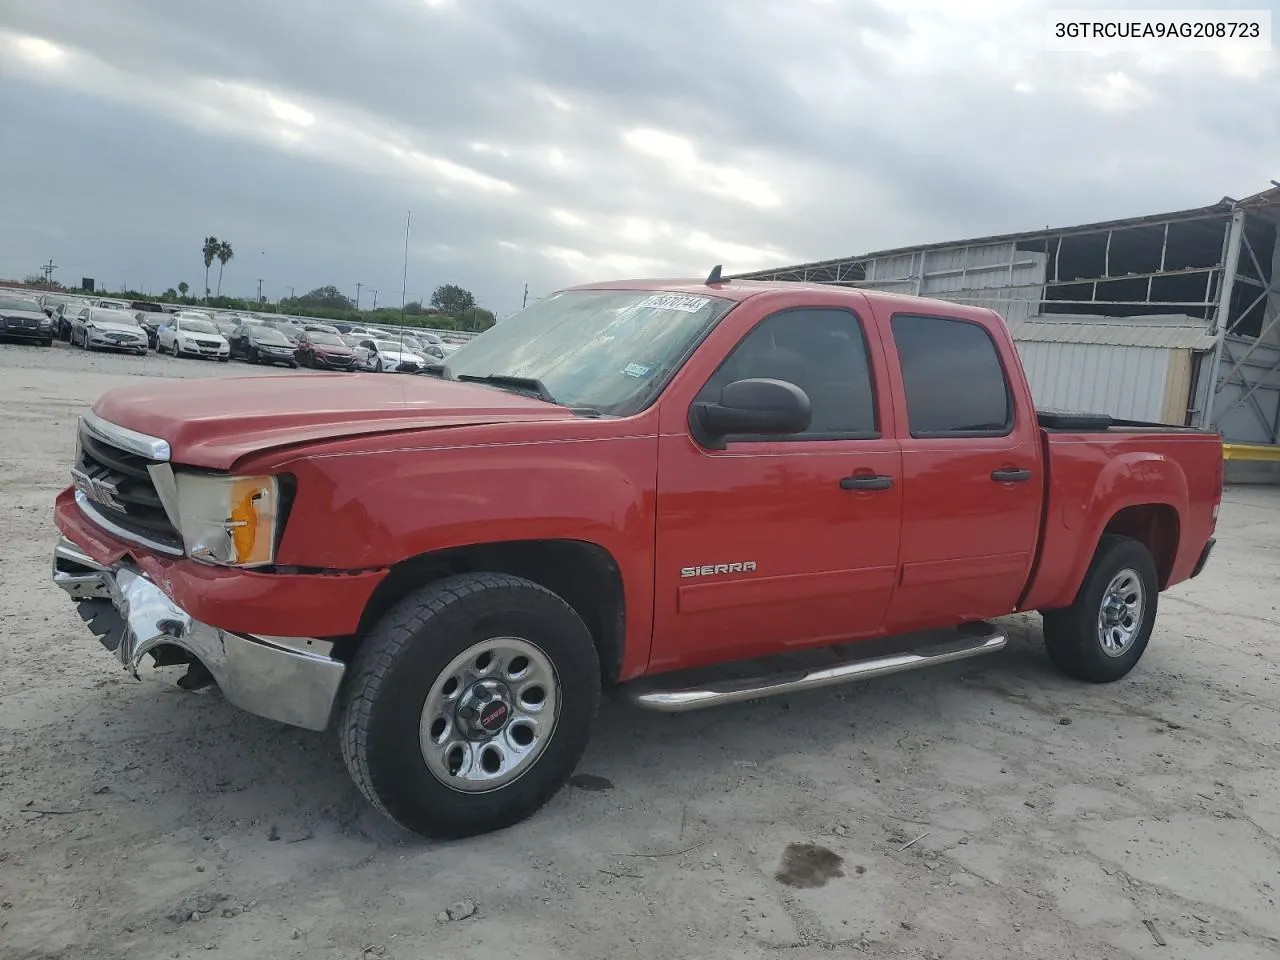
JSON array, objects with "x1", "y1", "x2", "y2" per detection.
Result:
[{"x1": 52, "y1": 274, "x2": 1223, "y2": 839}]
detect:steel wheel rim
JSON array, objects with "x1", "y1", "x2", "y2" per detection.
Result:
[
  {"x1": 1097, "y1": 568, "x2": 1144, "y2": 658},
  {"x1": 419, "y1": 637, "x2": 561, "y2": 793}
]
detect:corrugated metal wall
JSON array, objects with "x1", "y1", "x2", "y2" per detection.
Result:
[
  {"x1": 857, "y1": 241, "x2": 1046, "y2": 325},
  {"x1": 1015, "y1": 341, "x2": 1175, "y2": 422}
]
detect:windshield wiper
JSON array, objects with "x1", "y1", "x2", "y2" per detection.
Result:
[
  {"x1": 456, "y1": 373, "x2": 558, "y2": 404},
  {"x1": 454, "y1": 373, "x2": 605, "y2": 418}
]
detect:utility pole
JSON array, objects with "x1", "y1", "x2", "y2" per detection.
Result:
[
  {"x1": 371, "y1": 289, "x2": 378, "y2": 310},
  {"x1": 355, "y1": 282, "x2": 362, "y2": 310},
  {"x1": 285, "y1": 285, "x2": 295, "y2": 300},
  {"x1": 256, "y1": 278, "x2": 263, "y2": 303},
  {"x1": 41, "y1": 259, "x2": 58, "y2": 283},
  {"x1": 522, "y1": 282, "x2": 528, "y2": 309}
]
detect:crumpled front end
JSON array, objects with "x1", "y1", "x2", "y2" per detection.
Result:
[{"x1": 53, "y1": 536, "x2": 346, "y2": 731}]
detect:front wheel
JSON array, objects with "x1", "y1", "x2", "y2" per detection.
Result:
[
  {"x1": 1041, "y1": 535, "x2": 1158, "y2": 683},
  {"x1": 339, "y1": 573, "x2": 600, "y2": 839}
]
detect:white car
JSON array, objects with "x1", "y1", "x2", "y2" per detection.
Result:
[
  {"x1": 70, "y1": 307, "x2": 148, "y2": 354},
  {"x1": 354, "y1": 338, "x2": 427, "y2": 373},
  {"x1": 90, "y1": 297, "x2": 132, "y2": 311},
  {"x1": 157, "y1": 314, "x2": 231, "y2": 361}
]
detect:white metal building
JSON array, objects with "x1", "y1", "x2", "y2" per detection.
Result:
[{"x1": 731, "y1": 186, "x2": 1280, "y2": 446}]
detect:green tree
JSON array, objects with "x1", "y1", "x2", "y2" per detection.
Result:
[
  {"x1": 296, "y1": 285, "x2": 354, "y2": 311},
  {"x1": 201, "y1": 236, "x2": 219, "y2": 301},
  {"x1": 215, "y1": 240, "x2": 234, "y2": 296},
  {"x1": 178, "y1": 281, "x2": 190, "y2": 297},
  {"x1": 456, "y1": 306, "x2": 497, "y2": 332},
  {"x1": 163, "y1": 287, "x2": 179, "y2": 299},
  {"x1": 430, "y1": 284, "x2": 476, "y2": 316},
  {"x1": 403, "y1": 300, "x2": 425, "y2": 316}
]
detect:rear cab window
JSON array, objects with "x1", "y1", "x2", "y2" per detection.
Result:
[{"x1": 890, "y1": 314, "x2": 1013, "y2": 437}]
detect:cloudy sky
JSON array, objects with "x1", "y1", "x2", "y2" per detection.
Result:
[{"x1": 1, "y1": 1, "x2": 1275, "y2": 315}]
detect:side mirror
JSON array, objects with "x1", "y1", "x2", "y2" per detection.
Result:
[{"x1": 690, "y1": 378, "x2": 811, "y2": 449}]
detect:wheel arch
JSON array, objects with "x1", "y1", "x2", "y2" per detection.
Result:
[{"x1": 351, "y1": 538, "x2": 627, "y2": 685}]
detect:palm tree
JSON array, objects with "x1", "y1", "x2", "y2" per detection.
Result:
[
  {"x1": 178, "y1": 281, "x2": 189, "y2": 298},
  {"x1": 215, "y1": 240, "x2": 234, "y2": 297},
  {"x1": 202, "y1": 236, "x2": 219, "y2": 301}
]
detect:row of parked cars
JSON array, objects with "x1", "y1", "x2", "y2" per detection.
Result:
[{"x1": 0, "y1": 291, "x2": 464, "y2": 374}]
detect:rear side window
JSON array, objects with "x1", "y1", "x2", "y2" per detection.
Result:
[{"x1": 891, "y1": 314, "x2": 1012, "y2": 437}]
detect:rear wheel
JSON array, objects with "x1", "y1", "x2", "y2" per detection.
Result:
[
  {"x1": 1041, "y1": 535, "x2": 1158, "y2": 683},
  {"x1": 339, "y1": 573, "x2": 600, "y2": 839}
]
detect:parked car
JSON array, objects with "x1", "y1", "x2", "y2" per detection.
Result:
[
  {"x1": 398, "y1": 334, "x2": 448, "y2": 362},
  {"x1": 70, "y1": 307, "x2": 148, "y2": 354},
  {"x1": 301, "y1": 323, "x2": 342, "y2": 336},
  {"x1": 354, "y1": 337, "x2": 426, "y2": 373},
  {"x1": 90, "y1": 297, "x2": 132, "y2": 311},
  {"x1": 129, "y1": 301, "x2": 168, "y2": 347},
  {"x1": 295, "y1": 330, "x2": 360, "y2": 369},
  {"x1": 227, "y1": 324, "x2": 298, "y2": 367},
  {"x1": 0, "y1": 294, "x2": 56, "y2": 345},
  {"x1": 52, "y1": 277, "x2": 1223, "y2": 841},
  {"x1": 55, "y1": 302, "x2": 85, "y2": 342},
  {"x1": 156, "y1": 314, "x2": 230, "y2": 361},
  {"x1": 263, "y1": 321, "x2": 301, "y2": 345},
  {"x1": 40, "y1": 293, "x2": 89, "y2": 319}
]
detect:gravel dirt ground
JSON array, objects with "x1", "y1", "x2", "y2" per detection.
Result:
[{"x1": 2, "y1": 341, "x2": 1278, "y2": 960}]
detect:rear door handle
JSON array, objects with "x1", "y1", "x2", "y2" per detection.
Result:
[
  {"x1": 991, "y1": 467, "x2": 1032, "y2": 483},
  {"x1": 840, "y1": 474, "x2": 894, "y2": 491}
]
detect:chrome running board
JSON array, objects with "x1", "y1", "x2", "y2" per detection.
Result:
[{"x1": 625, "y1": 623, "x2": 1006, "y2": 713}]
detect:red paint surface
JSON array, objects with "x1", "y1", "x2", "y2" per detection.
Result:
[{"x1": 64, "y1": 279, "x2": 1222, "y2": 679}]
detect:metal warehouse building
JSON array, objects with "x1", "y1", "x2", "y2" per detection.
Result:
[{"x1": 732, "y1": 185, "x2": 1280, "y2": 460}]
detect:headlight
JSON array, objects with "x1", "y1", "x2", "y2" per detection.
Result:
[{"x1": 174, "y1": 472, "x2": 282, "y2": 567}]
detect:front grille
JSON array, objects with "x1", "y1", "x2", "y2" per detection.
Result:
[{"x1": 74, "y1": 423, "x2": 183, "y2": 554}]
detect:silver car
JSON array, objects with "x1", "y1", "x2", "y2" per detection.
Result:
[{"x1": 71, "y1": 307, "x2": 149, "y2": 354}]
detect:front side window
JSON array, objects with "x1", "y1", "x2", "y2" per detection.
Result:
[
  {"x1": 695, "y1": 308, "x2": 879, "y2": 439},
  {"x1": 891, "y1": 314, "x2": 1012, "y2": 437},
  {"x1": 445, "y1": 289, "x2": 735, "y2": 415}
]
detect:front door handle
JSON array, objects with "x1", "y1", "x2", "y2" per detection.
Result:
[
  {"x1": 840, "y1": 474, "x2": 894, "y2": 491},
  {"x1": 991, "y1": 467, "x2": 1032, "y2": 483}
]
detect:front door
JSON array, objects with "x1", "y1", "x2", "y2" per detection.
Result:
[{"x1": 650, "y1": 305, "x2": 903, "y2": 675}]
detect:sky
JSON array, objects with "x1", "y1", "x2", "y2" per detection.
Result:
[{"x1": 0, "y1": 1, "x2": 1276, "y2": 317}]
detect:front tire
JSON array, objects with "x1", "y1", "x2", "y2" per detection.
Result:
[
  {"x1": 339, "y1": 573, "x2": 600, "y2": 839},
  {"x1": 1041, "y1": 535, "x2": 1158, "y2": 683}
]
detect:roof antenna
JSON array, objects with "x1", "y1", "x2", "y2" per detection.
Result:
[{"x1": 705, "y1": 264, "x2": 723, "y2": 285}]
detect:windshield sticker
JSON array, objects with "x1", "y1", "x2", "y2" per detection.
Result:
[
  {"x1": 636, "y1": 293, "x2": 711, "y2": 314},
  {"x1": 622, "y1": 362, "x2": 652, "y2": 378}
]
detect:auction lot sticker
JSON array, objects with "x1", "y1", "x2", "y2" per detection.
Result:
[{"x1": 636, "y1": 294, "x2": 711, "y2": 313}]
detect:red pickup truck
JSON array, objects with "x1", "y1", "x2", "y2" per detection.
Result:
[{"x1": 53, "y1": 276, "x2": 1223, "y2": 838}]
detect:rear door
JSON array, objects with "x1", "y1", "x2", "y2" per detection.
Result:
[
  {"x1": 875, "y1": 309, "x2": 1043, "y2": 631},
  {"x1": 650, "y1": 301, "x2": 903, "y2": 674}
]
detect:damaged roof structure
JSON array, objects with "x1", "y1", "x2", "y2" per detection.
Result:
[{"x1": 732, "y1": 186, "x2": 1280, "y2": 447}]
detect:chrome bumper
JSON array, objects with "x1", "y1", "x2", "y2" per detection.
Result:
[{"x1": 53, "y1": 537, "x2": 346, "y2": 731}]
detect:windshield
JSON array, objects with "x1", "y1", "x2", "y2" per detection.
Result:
[
  {"x1": 252, "y1": 328, "x2": 290, "y2": 344},
  {"x1": 444, "y1": 289, "x2": 734, "y2": 415},
  {"x1": 308, "y1": 332, "x2": 344, "y2": 346},
  {"x1": 374, "y1": 340, "x2": 410, "y2": 352},
  {"x1": 0, "y1": 297, "x2": 42, "y2": 313},
  {"x1": 179, "y1": 319, "x2": 218, "y2": 334}
]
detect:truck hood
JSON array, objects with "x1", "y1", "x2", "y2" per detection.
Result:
[{"x1": 91, "y1": 373, "x2": 578, "y2": 469}]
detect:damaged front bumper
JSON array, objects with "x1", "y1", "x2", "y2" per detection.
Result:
[{"x1": 53, "y1": 536, "x2": 346, "y2": 731}]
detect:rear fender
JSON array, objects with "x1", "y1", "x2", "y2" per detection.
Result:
[{"x1": 1036, "y1": 451, "x2": 1188, "y2": 611}]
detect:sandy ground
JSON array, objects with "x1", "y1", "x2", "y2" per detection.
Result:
[{"x1": 1, "y1": 340, "x2": 1278, "y2": 960}]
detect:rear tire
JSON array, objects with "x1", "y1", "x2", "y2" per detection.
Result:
[
  {"x1": 338, "y1": 573, "x2": 600, "y2": 839},
  {"x1": 1041, "y1": 535, "x2": 1158, "y2": 683}
]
